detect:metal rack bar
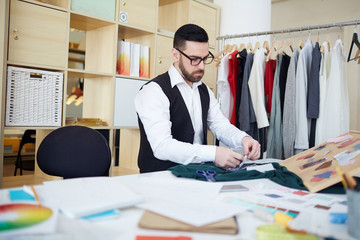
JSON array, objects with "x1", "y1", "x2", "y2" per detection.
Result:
[{"x1": 217, "y1": 19, "x2": 360, "y2": 40}]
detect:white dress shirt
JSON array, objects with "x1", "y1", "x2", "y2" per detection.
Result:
[{"x1": 135, "y1": 64, "x2": 248, "y2": 165}]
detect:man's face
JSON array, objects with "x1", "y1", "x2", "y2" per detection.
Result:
[{"x1": 173, "y1": 41, "x2": 209, "y2": 85}]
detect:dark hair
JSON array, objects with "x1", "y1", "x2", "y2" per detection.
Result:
[{"x1": 173, "y1": 24, "x2": 209, "y2": 50}]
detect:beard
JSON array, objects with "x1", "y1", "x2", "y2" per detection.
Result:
[{"x1": 179, "y1": 57, "x2": 204, "y2": 83}]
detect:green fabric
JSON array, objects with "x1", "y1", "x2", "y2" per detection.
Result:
[{"x1": 169, "y1": 162, "x2": 345, "y2": 194}]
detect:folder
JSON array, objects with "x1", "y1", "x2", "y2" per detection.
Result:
[{"x1": 138, "y1": 210, "x2": 238, "y2": 235}]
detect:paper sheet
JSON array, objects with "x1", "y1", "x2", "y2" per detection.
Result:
[
  {"x1": 130, "y1": 176, "x2": 244, "y2": 226},
  {"x1": 246, "y1": 163, "x2": 275, "y2": 172},
  {"x1": 36, "y1": 177, "x2": 144, "y2": 218}
]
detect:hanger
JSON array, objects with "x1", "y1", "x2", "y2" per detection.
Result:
[
  {"x1": 276, "y1": 39, "x2": 284, "y2": 55},
  {"x1": 266, "y1": 40, "x2": 277, "y2": 62},
  {"x1": 214, "y1": 44, "x2": 231, "y2": 67},
  {"x1": 286, "y1": 38, "x2": 293, "y2": 53},
  {"x1": 238, "y1": 42, "x2": 246, "y2": 51},
  {"x1": 263, "y1": 40, "x2": 270, "y2": 54},
  {"x1": 316, "y1": 26, "x2": 320, "y2": 43},
  {"x1": 246, "y1": 41, "x2": 253, "y2": 53},
  {"x1": 347, "y1": 30, "x2": 360, "y2": 62},
  {"x1": 297, "y1": 38, "x2": 303, "y2": 49}
]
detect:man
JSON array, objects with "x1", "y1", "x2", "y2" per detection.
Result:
[{"x1": 135, "y1": 24, "x2": 261, "y2": 173}]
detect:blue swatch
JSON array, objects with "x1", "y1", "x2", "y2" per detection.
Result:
[
  {"x1": 265, "y1": 194, "x2": 282, "y2": 198},
  {"x1": 353, "y1": 143, "x2": 360, "y2": 150},
  {"x1": 9, "y1": 189, "x2": 35, "y2": 201}
]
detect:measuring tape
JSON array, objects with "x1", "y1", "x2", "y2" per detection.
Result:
[{"x1": 256, "y1": 224, "x2": 319, "y2": 240}]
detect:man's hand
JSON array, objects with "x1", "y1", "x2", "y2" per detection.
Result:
[
  {"x1": 242, "y1": 136, "x2": 261, "y2": 160},
  {"x1": 215, "y1": 146, "x2": 245, "y2": 168}
]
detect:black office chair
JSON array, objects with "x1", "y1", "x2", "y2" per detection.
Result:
[
  {"x1": 14, "y1": 130, "x2": 36, "y2": 176},
  {"x1": 36, "y1": 126, "x2": 111, "y2": 179}
]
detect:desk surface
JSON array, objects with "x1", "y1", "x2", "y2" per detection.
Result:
[{"x1": 0, "y1": 170, "x2": 355, "y2": 240}]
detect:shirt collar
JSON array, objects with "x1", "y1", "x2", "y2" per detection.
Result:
[{"x1": 168, "y1": 64, "x2": 203, "y2": 89}]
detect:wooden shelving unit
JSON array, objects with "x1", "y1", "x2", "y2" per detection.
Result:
[{"x1": 0, "y1": 0, "x2": 220, "y2": 183}]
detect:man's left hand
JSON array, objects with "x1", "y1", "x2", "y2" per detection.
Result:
[{"x1": 242, "y1": 136, "x2": 261, "y2": 160}]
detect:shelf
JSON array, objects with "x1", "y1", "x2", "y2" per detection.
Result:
[
  {"x1": 22, "y1": 0, "x2": 69, "y2": 11},
  {"x1": 115, "y1": 74, "x2": 150, "y2": 81},
  {"x1": 67, "y1": 69, "x2": 114, "y2": 78},
  {"x1": 70, "y1": 11, "x2": 116, "y2": 31},
  {"x1": 69, "y1": 48, "x2": 85, "y2": 54},
  {"x1": 118, "y1": 25, "x2": 155, "y2": 39}
]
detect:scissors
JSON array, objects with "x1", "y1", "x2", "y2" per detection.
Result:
[{"x1": 196, "y1": 170, "x2": 216, "y2": 182}]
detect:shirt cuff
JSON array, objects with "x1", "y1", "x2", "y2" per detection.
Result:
[{"x1": 199, "y1": 145, "x2": 217, "y2": 162}]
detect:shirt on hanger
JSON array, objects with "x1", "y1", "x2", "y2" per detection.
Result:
[
  {"x1": 239, "y1": 52, "x2": 258, "y2": 136},
  {"x1": 235, "y1": 49, "x2": 247, "y2": 128},
  {"x1": 217, "y1": 52, "x2": 232, "y2": 120},
  {"x1": 228, "y1": 50, "x2": 239, "y2": 125},
  {"x1": 264, "y1": 59, "x2": 276, "y2": 114},
  {"x1": 283, "y1": 48, "x2": 300, "y2": 159},
  {"x1": 295, "y1": 39, "x2": 313, "y2": 151},
  {"x1": 315, "y1": 42, "x2": 331, "y2": 145},
  {"x1": 279, "y1": 54, "x2": 291, "y2": 117},
  {"x1": 308, "y1": 42, "x2": 322, "y2": 148},
  {"x1": 248, "y1": 47, "x2": 269, "y2": 129},
  {"x1": 318, "y1": 39, "x2": 349, "y2": 142},
  {"x1": 267, "y1": 54, "x2": 283, "y2": 159}
]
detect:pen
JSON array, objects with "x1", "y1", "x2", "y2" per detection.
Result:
[
  {"x1": 343, "y1": 170, "x2": 357, "y2": 190},
  {"x1": 335, "y1": 166, "x2": 348, "y2": 189},
  {"x1": 30, "y1": 185, "x2": 41, "y2": 205}
]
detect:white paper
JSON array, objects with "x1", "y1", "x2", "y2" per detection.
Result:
[
  {"x1": 36, "y1": 177, "x2": 144, "y2": 218},
  {"x1": 138, "y1": 197, "x2": 244, "y2": 227},
  {"x1": 246, "y1": 163, "x2": 274, "y2": 173},
  {"x1": 129, "y1": 176, "x2": 242, "y2": 226}
]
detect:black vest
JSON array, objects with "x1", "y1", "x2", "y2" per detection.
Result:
[{"x1": 138, "y1": 72, "x2": 210, "y2": 173}]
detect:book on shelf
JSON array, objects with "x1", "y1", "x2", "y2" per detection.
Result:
[
  {"x1": 130, "y1": 43, "x2": 141, "y2": 77},
  {"x1": 117, "y1": 40, "x2": 131, "y2": 75},
  {"x1": 140, "y1": 45, "x2": 150, "y2": 78}
]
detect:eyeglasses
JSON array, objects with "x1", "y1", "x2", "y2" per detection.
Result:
[{"x1": 176, "y1": 48, "x2": 214, "y2": 66}]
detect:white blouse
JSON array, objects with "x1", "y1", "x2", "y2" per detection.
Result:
[
  {"x1": 319, "y1": 39, "x2": 349, "y2": 141},
  {"x1": 248, "y1": 47, "x2": 269, "y2": 129},
  {"x1": 217, "y1": 52, "x2": 233, "y2": 120}
]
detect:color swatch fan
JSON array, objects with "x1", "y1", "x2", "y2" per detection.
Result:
[{"x1": 0, "y1": 203, "x2": 57, "y2": 236}]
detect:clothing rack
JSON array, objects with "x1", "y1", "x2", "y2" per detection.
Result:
[{"x1": 216, "y1": 19, "x2": 360, "y2": 41}]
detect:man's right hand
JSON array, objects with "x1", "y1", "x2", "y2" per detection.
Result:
[{"x1": 214, "y1": 146, "x2": 244, "y2": 168}]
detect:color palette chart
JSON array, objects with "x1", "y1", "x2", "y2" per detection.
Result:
[
  {"x1": 280, "y1": 131, "x2": 360, "y2": 192},
  {"x1": 0, "y1": 203, "x2": 53, "y2": 231}
]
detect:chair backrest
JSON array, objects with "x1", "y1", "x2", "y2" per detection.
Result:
[
  {"x1": 37, "y1": 126, "x2": 111, "y2": 179},
  {"x1": 20, "y1": 130, "x2": 36, "y2": 146}
]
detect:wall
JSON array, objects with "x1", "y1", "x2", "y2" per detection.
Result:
[
  {"x1": 214, "y1": 0, "x2": 271, "y2": 48},
  {"x1": 271, "y1": 0, "x2": 360, "y2": 131}
]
